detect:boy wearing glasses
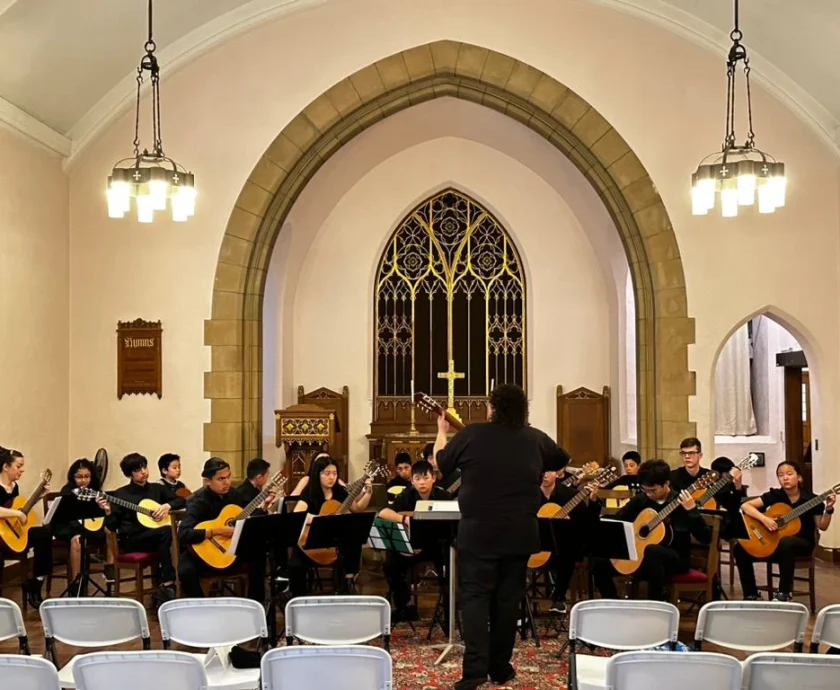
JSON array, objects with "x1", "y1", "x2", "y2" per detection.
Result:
[{"x1": 669, "y1": 437, "x2": 712, "y2": 492}]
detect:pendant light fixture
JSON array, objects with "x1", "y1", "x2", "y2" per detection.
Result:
[
  {"x1": 106, "y1": 0, "x2": 195, "y2": 222},
  {"x1": 691, "y1": 0, "x2": 785, "y2": 217}
]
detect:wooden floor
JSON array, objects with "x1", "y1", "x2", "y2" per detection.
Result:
[{"x1": 2, "y1": 557, "x2": 838, "y2": 658}]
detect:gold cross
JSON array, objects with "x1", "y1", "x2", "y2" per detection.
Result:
[{"x1": 437, "y1": 359, "x2": 465, "y2": 414}]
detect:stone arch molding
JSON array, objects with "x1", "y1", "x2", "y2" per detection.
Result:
[{"x1": 204, "y1": 40, "x2": 695, "y2": 475}]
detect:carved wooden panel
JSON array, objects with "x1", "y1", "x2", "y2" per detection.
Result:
[
  {"x1": 556, "y1": 385, "x2": 611, "y2": 468},
  {"x1": 297, "y1": 386, "x2": 349, "y2": 480},
  {"x1": 117, "y1": 319, "x2": 162, "y2": 399},
  {"x1": 275, "y1": 403, "x2": 335, "y2": 492}
]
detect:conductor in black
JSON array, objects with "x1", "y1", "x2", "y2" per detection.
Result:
[{"x1": 435, "y1": 384, "x2": 555, "y2": 690}]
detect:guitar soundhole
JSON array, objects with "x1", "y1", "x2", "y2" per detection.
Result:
[
  {"x1": 225, "y1": 519, "x2": 234, "y2": 527},
  {"x1": 639, "y1": 525, "x2": 651, "y2": 539}
]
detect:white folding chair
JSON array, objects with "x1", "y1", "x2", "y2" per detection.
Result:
[
  {"x1": 693, "y1": 601, "x2": 808, "y2": 653},
  {"x1": 605, "y1": 651, "x2": 742, "y2": 690},
  {"x1": 71, "y1": 651, "x2": 209, "y2": 690},
  {"x1": 39, "y1": 598, "x2": 150, "y2": 689},
  {"x1": 0, "y1": 597, "x2": 30, "y2": 654},
  {"x1": 568, "y1": 599, "x2": 680, "y2": 690},
  {"x1": 261, "y1": 645, "x2": 392, "y2": 690},
  {"x1": 742, "y1": 653, "x2": 840, "y2": 690},
  {"x1": 810, "y1": 604, "x2": 840, "y2": 653},
  {"x1": 284, "y1": 596, "x2": 391, "y2": 651},
  {"x1": 0, "y1": 654, "x2": 60, "y2": 690},
  {"x1": 158, "y1": 597, "x2": 268, "y2": 690}
]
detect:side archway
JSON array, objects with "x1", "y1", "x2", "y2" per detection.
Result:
[{"x1": 203, "y1": 40, "x2": 694, "y2": 473}]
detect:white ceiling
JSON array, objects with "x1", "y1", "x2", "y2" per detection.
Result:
[{"x1": 0, "y1": 0, "x2": 837, "y2": 160}]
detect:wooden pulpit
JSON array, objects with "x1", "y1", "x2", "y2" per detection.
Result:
[{"x1": 275, "y1": 403, "x2": 336, "y2": 493}]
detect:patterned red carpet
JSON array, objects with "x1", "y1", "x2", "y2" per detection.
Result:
[{"x1": 389, "y1": 627, "x2": 573, "y2": 690}]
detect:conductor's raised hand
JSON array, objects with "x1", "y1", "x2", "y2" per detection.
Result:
[{"x1": 437, "y1": 411, "x2": 450, "y2": 434}]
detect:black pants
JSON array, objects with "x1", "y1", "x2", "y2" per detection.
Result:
[
  {"x1": 119, "y1": 527, "x2": 175, "y2": 583},
  {"x1": 178, "y1": 549, "x2": 266, "y2": 603},
  {"x1": 550, "y1": 550, "x2": 581, "y2": 602},
  {"x1": 288, "y1": 541, "x2": 363, "y2": 598},
  {"x1": 733, "y1": 536, "x2": 813, "y2": 597},
  {"x1": 384, "y1": 544, "x2": 446, "y2": 610},
  {"x1": 1, "y1": 526, "x2": 53, "y2": 578},
  {"x1": 592, "y1": 545, "x2": 684, "y2": 601},
  {"x1": 457, "y1": 550, "x2": 529, "y2": 689}
]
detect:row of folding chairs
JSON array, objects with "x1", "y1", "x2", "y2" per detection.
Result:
[
  {"x1": 0, "y1": 645, "x2": 392, "y2": 690},
  {"x1": 569, "y1": 599, "x2": 840, "y2": 690},
  {"x1": 1, "y1": 595, "x2": 391, "y2": 689}
]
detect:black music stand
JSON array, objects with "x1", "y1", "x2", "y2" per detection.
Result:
[
  {"x1": 304, "y1": 512, "x2": 376, "y2": 586},
  {"x1": 47, "y1": 496, "x2": 108, "y2": 598}
]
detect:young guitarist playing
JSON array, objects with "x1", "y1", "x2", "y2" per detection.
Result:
[
  {"x1": 734, "y1": 460, "x2": 834, "y2": 601},
  {"x1": 157, "y1": 453, "x2": 186, "y2": 496},
  {"x1": 669, "y1": 437, "x2": 711, "y2": 492},
  {"x1": 709, "y1": 456, "x2": 746, "y2": 538},
  {"x1": 539, "y1": 447, "x2": 601, "y2": 613},
  {"x1": 427, "y1": 441, "x2": 461, "y2": 494},
  {"x1": 0, "y1": 447, "x2": 52, "y2": 607},
  {"x1": 101, "y1": 453, "x2": 186, "y2": 604},
  {"x1": 387, "y1": 453, "x2": 413, "y2": 491},
  {"x1": 592, "y1": 459, "x2": 711, "y2": 601},
  {"x1": 378, "y1": 460, "x2": 451, "y2": 623},
  {"x1": 235, "y1": 458, "x2": 274, "y2": 509},
  {"x1": 177, "y1": 458, "x2": 269, "y2": 602},
  {"x1": 290, "y1": 455, "x2": 372, "y2": 596},
  {"x1": 607, "y1": 451, "x2": 641, "y2": 489}
]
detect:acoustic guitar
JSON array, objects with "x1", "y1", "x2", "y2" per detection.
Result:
[
  {"x1": 298, "y1": 461, "x2": 387, "y2": 566},
  {"x1": 691, "y1": 453, "x2": 760, "y2": 509},
  {"x1": 0, "y1": 470, "x2": 53, "y2": 553},
  {"x1": 738, "y1": 481, "x2": 840, "y2": 559},
  {"x1": 74, "y1": 487, "x2": 172, "y2": 530},
  {"x1": 192, "y1": 470, "x2": 286, "y2": 569},
  {"x1": 413, "y1": 392, "x2": 466, "y2": 431},
  {"x1": 560, "y1": 461, "x2": 600, "y2": 487},
  {"x1": 528, "y1": 466, "x2": 618, "y2": 569},
  {"x1": 611, "y1": 471, "x2": 719, "y2": 575}
]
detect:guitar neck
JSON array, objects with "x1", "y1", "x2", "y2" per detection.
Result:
[
  {"x1": 105, "y1": 493, "x2": 157, "y2": 517},
  {"x1": 446, "y1": 476, "x2": 462, "y2": 493},
  {"x1": 697, "y1": 474, "x2": 733, "y2": 505},
  {"x1": 237, "y1": 473, "x2": 284, "y2": 520},
  {"x1": 780, "y1": 488, "x2": 836, "y2": 525},
  {"x1": 21, "y1": 478, "x2": 48, "y2": 516},
  {"x1": 647, "y1": 476, "x2": 710, "y2": 529},
  {"x1": 558, "y1": 488, "x2": 589, "y2": 518},
  {"x1": 337, "y1": 475, "x2": 367, "y2": 514}
]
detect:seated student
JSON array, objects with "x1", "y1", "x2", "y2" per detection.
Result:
[
  {"x1": 607, "y1": 451, "x2": 642, "y2": 489},
  {"x1": 235, "y1": 457, "x2": 274, "y2": 508},
  {"x1": 0, "y1": 447, "x2": 52, "y2": 607},
  {"x1": 387, "y1": 453, "x2": 413, "y2": 491},
  {"x1": 378, "y1": 460, "x2": 451, "y2": 621},
  {"x1": 708, "y1": 456, "x2": 746, "y2": 537},
  {"x1": 427, "y1": 441, "x2": 461, "y2": 494},
  {"x1": 734, "y1": 460, "x2": 834, "y2": 601},
  {"x1": 52, "y1": 458, "x2": 115, "y2": 591},
  {"x1": 101, "y1": 453, "x2": 186, "y2": 604},
  {"x1": 290, "y1": 455, "x2": 372, "y2": 596},
  {"x1": 538, "y1": 447, "x2": 601, "y2": 613},
  {"x1": 289, "y1": 452, "x2": 346, "y2": 497},
  {"x1": 157, "y1": 453, "x2": 187, "y2": 496},
  {"x1": 177, "y1": 458, "x2": 269, "y2": 603},
  {"x1": 592, "y1": 459, "x2": 712, "y2": 601},
  {"x1": 669, "y1": 437, "x2": 711, "y2": 492}
]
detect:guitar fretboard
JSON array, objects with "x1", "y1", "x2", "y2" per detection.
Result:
[
  {"x1": 98, "y1": 493, "x2": 156, "y2": 517},
  {"x1": 644, "y1": 473, "x2": 716, "y2": 531},
  {"x1": 236, "y1": 471, "x2": 285, "y2": 521},
  {"x1": 778, "y1": 486, "x2": 839, "y2": 526},
  {"x1": 21, "y1": 477, "x2": 49, "y2": 516},
  {"x1": 337, "y1": 475, "x2": 368, "y2": 515}
]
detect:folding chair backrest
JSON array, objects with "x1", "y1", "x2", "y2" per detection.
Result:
[
  {"x1": 159, "y1": 597, "x2": 267, "y2": 647},
  {"x1": 261, "y1": 645, "x2": 392, "y2": 690},
  {"x1": 811, "y1": 604, "x2": 840, "y2": 652},
  {"x1": 285, "y1": 596, "x2": 391, "y2": 645},
  {"x1": 694, "y1": 601, "x2": 808, "y2": 652},
  {"x1": 743, "y1": 653, "x2": 840, "y2": 690},
  {"x1": 0, "y1": 598, "x2": 25, "y2": 643},
  {"x1": 569, "y1": 600, "x2": 679, "y2": 650},
  {"x1": 0, "y1": 654, "x2": 60, "y2": 690},
  {"x1": 606, "y1": 651, "x2": 742, "y2": 690},
  {"x1": 71, "y1": 651, "x2": 209, "y2": 690},
  {"x1": 40, "y1": 598, "x2": 150, "y2": 647}
]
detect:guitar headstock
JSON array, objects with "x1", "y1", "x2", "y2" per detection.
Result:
[
  {"x1": 695, "y1": 472, "x2": 719, "y2": 491},
  {"x1": 413, "y1": 392, "x2": 442, "y2": 416},
  {"x1": 594, "y1": 466, "x2": 619, "y2": 487},
  {"x1": 42, "y1": 469, "x2": 53, "y2": 484},
  {"x1": 739, "y1": 454, "x2": 761, "y2": 471},
  {"x1": 362, "y1": 461, "x2": 389, "y2": 482},
  {"x1": 73, "y1": 487, "x2": 98, "y2": 502}
]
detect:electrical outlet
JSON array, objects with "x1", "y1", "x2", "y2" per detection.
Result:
[{"x1": 750, "y1": 452, "x2": 765, "y2": 467}]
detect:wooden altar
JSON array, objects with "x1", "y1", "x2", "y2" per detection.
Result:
[{"x1": 275, "y1": 403, "x2": 336, "y2": 493}]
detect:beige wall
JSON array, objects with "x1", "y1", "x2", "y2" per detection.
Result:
[
  {"x1": 0, "y1": 127, "x2": 68, "y2": 506},
  {"x1": 65, "y1": 0, "x2": 840, "y2": 544}
]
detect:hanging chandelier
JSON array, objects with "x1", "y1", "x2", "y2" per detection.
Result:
[
  {"x1": 691, "y1": 0, "x2": 785, "y2": 217},
  {"x1": 106, "y1": 0, "x2": 195, "y2": 223}
]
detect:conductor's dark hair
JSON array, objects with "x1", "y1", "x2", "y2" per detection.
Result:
[
  {"x1": 622, "y1": 451, "x2": 641, "y2": 465},
  {"x1": 711, "y1": 456, "x2": 734, "y2": 474},
  {"x1": 246, "y1": 457, "x2": 271, "y2": 480},
  {"x1": 411, "y1": 460, "x2": 435, "y2": 477},
  {"x1": 489, "y1": 383, "x2": 528, "y2": 429},
  {"x1": 158, "y1": 453, "x2": 180, "y2": 474},
  {"x1": 66, "y1": 458, "x2": 101, "y2": 491},
  {"x1": 422, "y1": 443, "x2": 434, "y2": 460},
  {"x1": 395, "y1": 452, "x2": 412, "y2": 467},
  {"x1": 120, "y1": 453, "x2": 148, "y2": 478},
  {"x1": 637, "y1": 459, "x2": 671, "y2": 488}
]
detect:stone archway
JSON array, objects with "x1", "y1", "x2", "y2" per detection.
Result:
[{"x1": 203, "y1": 40, "x2": 695, "y2": 474}]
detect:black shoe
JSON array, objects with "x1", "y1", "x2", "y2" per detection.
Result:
[
  {"x1": 453, "y1": 678, "x2": 488, "y2": 690},
  {"x1": 490, "y1": 667, "x2": 516, "y2": 685},
  {"x1": 744, "y1": 594, "x2": 762, "y2": 601},
  {"x1": 773, "y1": 591, "x2": 792, "y2": 602},
  {"x1": 23, "y1": 578, "x2": 44, "y2": 608},
  {"x1": 342, "y1": 578, "x2": 358, "y2": 595},
  {"x1": 549, "y1": 600, "x2": 567, "y2": 615},
  {"x1": 103, "y1": 564, "x2": 115, "y2": 583},
  {"x1": 154, "y1": 585, "x2": 176, "y2": 607}
]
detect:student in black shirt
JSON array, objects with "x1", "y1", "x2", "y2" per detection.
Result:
[
  {"x1": 177, "y1": 458, "x2": 269, "y2": 602},
  {"x1": 607, "y1": 450, "x2": 642, "y2": 490},
  {"x1": 709, "y1": 456, "x2": 746, "y2": 538},
  {"x1": 290, "y1": 455, "x2": 372, "y2": 596},
  {"x1": 101, "y1": 453, "x2": 186, "y2": 604},
  {"x1": 378, "y1": 460, "x2": 451, "y2": 622},
  {"x1": 669, "y1": 436, "x2": 711, "y2": 492},
  {"x1": 538, "y1": 449, "x2": 601, "y2": 613},
  {"x1": 592, "y1": 459, "x2": 712, "y2": 601},
  {"x1": 235, "y1": 457, "x2": 274, "y2": 510},
  {"x1": 387, "y1": 453, "x2": 412, "y2": 491},
  {"x1": 734, "y1": 460, "x2": 834, "y2": 601},
  {"x1": 436, "y1": 384, "x2": 555, "y2": 690},
  {"x1": 0, "y1": 447, "x2": 52, "y2": 607},
  {"x1": 157, "y1": 453, "x2": 187, "y2": 496},
  {"x1": 427, "y1": 441, "x2": 461, "y2": 494}
]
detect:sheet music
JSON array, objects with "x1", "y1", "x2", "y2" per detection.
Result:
[
  {"x1": 43, "y1": 496, "x2": 61, "y2": 525},
  {"x1": 226, "y1": 519, "x2": 246, "y2": 556},
  {"x1": 367, "y1": 518, "x2": 414, "y2": 554},
  {"x1": 601, "y1": 518, "x2": 638, "y2": 560}
]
